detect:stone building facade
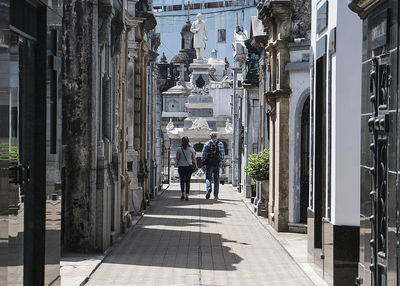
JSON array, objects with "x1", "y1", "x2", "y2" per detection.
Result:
[
  {"x1": 62, "y1": 0, "x2": 158, "y2": 253},
  {"x1": 256, "y1": 0, "x2": 311, "y2": 231},
  {"x1": 0, "y1": 0, "x2": 160, "y2": 283},
  {"x1": 159, "y1": 20, "x2": 233, "y2": 182},
  {"x1": 232, "y1": 21, "x2": 265, "y2": 210}
]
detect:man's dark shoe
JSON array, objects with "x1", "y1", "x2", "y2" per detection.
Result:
[{"x1": 206, "y1": 190, "x2": 211, "y2": 199}]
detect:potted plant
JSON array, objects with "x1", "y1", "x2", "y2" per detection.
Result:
[
  {"x1": 245, "y1": 149, "x2": 269, "y2": 216},
  {"x1": 244, "y1": 149, "x2": 269, "y2": 181}
]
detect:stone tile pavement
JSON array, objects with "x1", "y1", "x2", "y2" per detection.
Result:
[
  {"x1": 61, "y1": 254, "x2": 104, "y2": 286},
  {"x1": 85, "y1": 183, "x2": 315, "y2": 286}
]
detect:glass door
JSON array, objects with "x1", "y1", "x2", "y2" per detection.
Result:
[
  {"x1": 7, "y1": 33, "x2": 26, "y2": 286},
  {"x1": 0, "y1": 32, "x2": 31, "y2": 286}
]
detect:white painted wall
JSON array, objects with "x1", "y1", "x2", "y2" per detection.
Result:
[
  {"x1": 331, "y1": 0, "x2": 361, "y2": 226},
  {"x1": 310, "y1": 0, "x2": 361, "y2": 226},
  {"x1": 209, "y1": 86, "x2": 232, "y2": 116}
]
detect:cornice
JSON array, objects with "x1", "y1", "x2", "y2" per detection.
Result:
[
  {"x1": 125, "y1": 15, "x2": 146, "y2": 29},
  {"x1": 250, "y1": 35, "x2": 268, "y2": 51},
  {"x1": 348, "y1": 0, "x2": 388, "y2": 19},
  {"x1": 258, "y1": 0, "x2": 291, "y2": 23},
  {"x1": 266, "y1": 39, "x2": 288, "y2": 52},
  {"x1": 265, "y1": 88, "x2": 291, "y2": 99},
  {"x1": 136, "y1": 11, "x2": 157, "y2": 31}
]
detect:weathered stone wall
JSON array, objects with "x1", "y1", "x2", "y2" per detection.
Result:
[
  {"x1": 62, "y1": 0, "x2": 95, "y2": 250},
  {"x1": 255, "y1": 0, "x2": 311, "y2": 231},
  {"x1": 291, "y1": 0, "x2": 311, "y2": 39},
  {"x1": 62, "y1": 0, "x2": 159, "y2": 252}
]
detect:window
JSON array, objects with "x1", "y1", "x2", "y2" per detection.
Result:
[{"x1": 217, "y1": 29, "x2": 226, "y2": 43}]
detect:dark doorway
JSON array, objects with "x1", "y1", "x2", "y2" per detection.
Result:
[
  {"x1": 300, "y1": 96, "x2": 310, "y2": 223},
  {"x1": 194, "y1": 143, "x2": 204, "y2": 152},
  {"x1": 194, "y1": 143, "x2": 204, "y2": 168},
  {"x1": 314, "y1": 56, "x2": 326, "y2": 248}
]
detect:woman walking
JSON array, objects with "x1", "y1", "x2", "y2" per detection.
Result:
[{"x1": 176, "y1": 136, "x2": 198, "y2": 200}]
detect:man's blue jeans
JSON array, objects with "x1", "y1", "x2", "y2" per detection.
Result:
[{"x1": 205, "y1": 165, "x2": 220, "y2": 197}]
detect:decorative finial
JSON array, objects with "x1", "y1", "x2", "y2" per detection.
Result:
[{"x1": 160, "y1": 52, "x2": 167, "y2": 63}]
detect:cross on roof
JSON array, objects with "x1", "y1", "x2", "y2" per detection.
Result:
[{"x1": 187, "y1": 0, "x2": 190, "y2": 21}]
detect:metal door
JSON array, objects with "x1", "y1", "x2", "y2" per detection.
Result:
[{"x1": 368, "y1": 56, "x2": 390, "y2": 285}]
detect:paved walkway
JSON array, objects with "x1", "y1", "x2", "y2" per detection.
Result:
[{"x1": 86, "y1": 183, "x2": 314, "y2": 286}]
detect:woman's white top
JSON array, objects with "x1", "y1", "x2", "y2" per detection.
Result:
[{"x1": 176, "y1": 146, "x2": 196, "y2": 167}]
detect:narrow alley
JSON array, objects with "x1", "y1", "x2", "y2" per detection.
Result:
[{"x1": 86, "y1": 184, "x2": 314, "y2": 286}]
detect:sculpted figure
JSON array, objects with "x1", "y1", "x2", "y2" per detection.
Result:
[
  {"x1": 166, "y1": 118, "x2": 175, "y2": 132},
  {"x1": 225, "y1": 118, "x2": 233, "y2": 134},
  {"x1": 190, "y1": 13, "x2": 208, "y2": 60}
]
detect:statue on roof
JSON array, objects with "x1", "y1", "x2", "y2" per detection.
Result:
[{"x1": 190, "y1": 13, "x2": 208, "y2": 60}]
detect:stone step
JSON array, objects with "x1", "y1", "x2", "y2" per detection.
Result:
[{"x1": 288, "y1": 222, "x2": 307, "y2": 234}]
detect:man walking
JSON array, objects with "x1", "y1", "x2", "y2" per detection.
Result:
[{"x1": 202, "y1": 132, "x2": 225, "y2": 199}]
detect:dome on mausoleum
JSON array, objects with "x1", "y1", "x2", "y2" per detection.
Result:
[
  {"x1": 207, "y1": 49, "x2": 228, "y2": 81},
  {"x1": 170, "y1": 51, "x2": 191, "y2": 65}
]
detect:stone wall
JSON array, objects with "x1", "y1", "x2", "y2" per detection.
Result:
[
  {"x1": 62, "y1": 0, "x2": 96, "y2": 250},
  {"x1": 62, "y1": 0, "x2": 159, "y2": 252}
]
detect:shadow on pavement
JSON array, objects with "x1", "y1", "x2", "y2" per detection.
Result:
[
  {"x1": 103, "y1": 226, "x2": 243, "y2": 271},
  {"x1": 100, "y1": 185, "x2": 243, "y2": 271}
]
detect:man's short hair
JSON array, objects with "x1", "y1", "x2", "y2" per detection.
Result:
[{"x1": 210, "y1": 132, "x2": 218, "y2": 138}]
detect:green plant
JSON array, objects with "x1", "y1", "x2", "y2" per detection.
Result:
[
  {"x1": 244, "y1": 149, "x2": 269, "y2": 181},
  {"x1": 0, "y1": 143, "x2": 19, "y2": 167},
  {"x1": 9, "y1": 146, "x2": 19, "y2": 166}
]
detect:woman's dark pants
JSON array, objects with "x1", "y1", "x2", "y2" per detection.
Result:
[{"x1": 178, "y1": 166, "x2": 192, "y2": 194}]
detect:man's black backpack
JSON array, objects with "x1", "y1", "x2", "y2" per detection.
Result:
[{"x1": 204, "y1": 140, "x2": 220, "y2": 166}]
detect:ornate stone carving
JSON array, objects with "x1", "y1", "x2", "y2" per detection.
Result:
[
  {"x1": 191, "y1": 85, "x2": 209, "y2": 95},
  {"x1": 189, "y1": 117, "x2": 211, "y2": 131},
  {"x1": 166, "y1": 118, "x2": 175, "y2": 131},
  {"x1": 225, "y1": 119, "x2": 233, "y2": 134}
]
